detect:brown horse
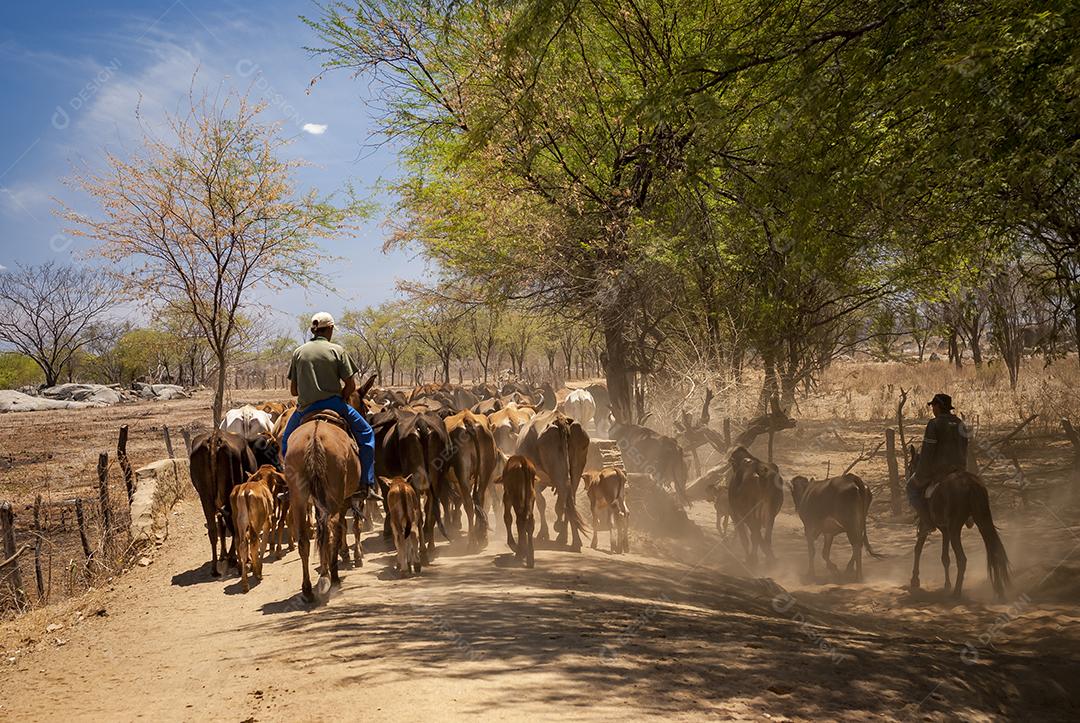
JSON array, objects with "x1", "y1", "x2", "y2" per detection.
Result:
[
  {"x1": 284, "y1": 414, "x2": 361, "y2": 602},
  {"x1": 908, "y1": 446, "x2": 1010, "y2": 600}
]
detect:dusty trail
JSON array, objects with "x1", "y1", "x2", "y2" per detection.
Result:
[{"x1": 2, "y1": 495, "x2": 1079, "y2": 722}]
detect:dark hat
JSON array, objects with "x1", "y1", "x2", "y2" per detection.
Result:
[{"x1": 928, "y1": 393, "x2": 953, "y2": 410}]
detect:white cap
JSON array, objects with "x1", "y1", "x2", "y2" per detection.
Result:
[{"x1": 310, "y1": 312, "x2": 335, "y2": 330}]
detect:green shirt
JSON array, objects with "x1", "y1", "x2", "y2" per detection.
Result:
[{"x1": 288, "y1": 337, "x2": 357, "y2": 409}]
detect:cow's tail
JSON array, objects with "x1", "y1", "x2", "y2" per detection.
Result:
[
  {"x1": 560, "y1": 420, "x2": 588, "y2": 537},
  {"x1": 857, "y1": 478, "x2": 883, "y2": 559},
  {"x1": 469, "y1": 421, "x2": 488, "y2": 531},
  {"x1": 433, "y1": 492, "x2": 450, "y2": 541},
  {"x1": 305, "y1": 421, "x2": 329, "y2": 518},
  {"x1": 241, "y1": 489, "x2": 256, "y2": 552},
  {"x1": 971, "y1": 481, "x2": 1010, "y2": 600}
]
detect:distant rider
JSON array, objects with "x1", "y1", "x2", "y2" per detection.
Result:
[
  {"x1": 279, "y1": 312, "x2": 376, "y2": 493},
  {"x1": 908, "y1": 392, "x2": 968, "y2": 522}
]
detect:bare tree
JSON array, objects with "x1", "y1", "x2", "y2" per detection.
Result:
[
  {"x1": 410, "y1": 300, "x2": 463, "y2": 384},
  {"x1": 0, "y1": 263, "x2": 121, "y2": 387},
  {"x1": 465, "y1": 306, "x2": 501, "y2": 383},
  {"x1": 987, "y1": 265, "x2": 1028, "y2": 389},
  {"x1": 64, "y1": 87, "x2": 359, "y2": 423}
]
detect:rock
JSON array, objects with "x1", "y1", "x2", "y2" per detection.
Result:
[
  {"x1": 45, "y1": 623, "x2": 63, "y2": 633},
  {"x1": 40, "y1": 383, "x2": 122, "y2": 405},
  {"x1": 137, "y1": 557, "x2": 153, "y2": 567},
  {"x1": 132, "y1": 383, "x2": 189, "y2": 400},
  {"x1": 0, "y1": 390, "x2": 95, "y2": 413}
]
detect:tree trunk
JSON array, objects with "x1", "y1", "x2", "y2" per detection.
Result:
[
  {"x1": 213, "y1": 353, "x2": 227, "y2": 425},
  {"x1": 757, "y1": 354, "x2": 778, "y2": 415},
  {"x1": 948, "y1": 330, "x2": 962, "y2": 370},
  {"x1": 603, "y1": 319, "x2": 633, "y2": 424}
]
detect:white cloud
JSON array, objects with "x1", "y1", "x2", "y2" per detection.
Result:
[{"x1": 302, "y1": 123, "x2": 327, "y2": 135}]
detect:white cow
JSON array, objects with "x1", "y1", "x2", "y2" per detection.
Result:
[
  {"x1": 558, "y1": 389, "x2": 596, "y2": 427},
  {"x1": 219, "y1": 404, "x2": 274, "y2": 442}
]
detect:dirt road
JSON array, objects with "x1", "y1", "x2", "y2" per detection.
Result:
[{"x1": 2, "y1": 492, "x2": 1079, "y2": 722}]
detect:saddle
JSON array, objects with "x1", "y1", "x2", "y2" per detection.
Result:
[{"x1": 298, "y1": 410, "x2": 359, "y2": 455}]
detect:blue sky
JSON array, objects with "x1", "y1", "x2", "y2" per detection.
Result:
[{"x1": 0, "y1": 0, "x2": 426, "y2": 333}]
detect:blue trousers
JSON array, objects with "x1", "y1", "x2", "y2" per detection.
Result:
[{"x1": 280, "y1": 396, "x2": 375, "y2": 487}]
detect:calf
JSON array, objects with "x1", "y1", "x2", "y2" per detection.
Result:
[
  {"x1": 501, "y1": 455, "x2": 537, "y2": 567},
  {"x1": 384, "y1": 475, "x2": 422, "y2": 577},
  {"x1": 229, "y1": 465, "x2": 276, "y2": 592},
  {"x1": 583, "y1": 467, "x2": 630, "y2": 554},
  {"x1": 790, "y1": 473, "x2": 879, "y2": 582}
]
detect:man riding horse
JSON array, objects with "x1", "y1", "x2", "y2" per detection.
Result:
[
  {"x1": 908, "y1": 392, "x2": 968, "y2": 523},
  {"x1": 280, "y1": 312, "x2": 376, "y2": 494}
]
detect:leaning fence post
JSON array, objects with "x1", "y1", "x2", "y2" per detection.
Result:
[
  {"x1": 97, "y1": 453, "x2": 111, "y2": 558},
  {"x1": 118, "y1": 425, "x2": 135, "y2": 504},
  {"x1": 33, "y1": 495, "x2": 45, "y2": 602},
  {"x1": 1, "y1": 502, "x2": 26, "y2": 608},
  {"x1": 181, "y1": 428, "x2": 192, "y2": 456},
  {"x1": 163, "y1": 425, "x2": 175, "y2": 458},
  {"x1": 885, "y1": 428, "x2": 902, "y2": 516},
  {"x1": 723, "y1": 418, "x2": 731, "y2": 448},
  {"x1": 75, "y1": 498, "x2": 93, "y2": 562}
]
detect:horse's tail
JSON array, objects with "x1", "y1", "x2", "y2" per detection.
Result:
[
  {"x1": 971, "y1": 481, "x2": 1010, "y2": 599},
  {"x1": 305, "y1": 421, "x2": 329, "y2": 518}
]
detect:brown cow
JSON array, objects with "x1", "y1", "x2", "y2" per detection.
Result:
[
  {"x1": 384, "y1": 475, "x2": 423, "y2": 576},
  {"x1": 256, "y1": 401, "x2": 289, "y2": 423},
  {"x1": 609, "y1": 421, "x2": 688, "y2": 504},
  {"x1": 695, "y1": 465, "x2": 731, "y2": 537},
  {"x1": 727, "y1": 446, "x2": 784, "y2": 565},
  {"x1": 515, "y1": 410, "x2": 589, "y2": 550},
  {"x1": 790, "y1": 473, "x2": 879, "y2": 581},
  {"x1": 189, "y1": 430, "x2": 257, "y2": 576},
  {"x1": 444, "y1": 408, "x2": 499, "y2": 550},
  {"x1": 501, "y1": 455, "x2": 537, "y2": 567},
  {"x1": 230, "y1": 465, "x2": 276, "y2": 592},
  {"x1": 583, "y1": 467, "x2": 630, "y2": 553},
  {"x1": 488, "y1": 403, "x2": 535, "y2": 456}
]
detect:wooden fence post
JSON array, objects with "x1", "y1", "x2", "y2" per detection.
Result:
[
  {"x1": 163, "y1": 426, "x2": 175, "y2": 459},
  {"x1": 33, "y1": 495, "x2": 45, "y2": 602},
  {"x1": 0, "y1": 502, "x2": 26, "y2": 608},
  {"x1": 118, "y1": 425, "x2": 135, "y2": 504},
  {"x1": 181, "y1": 428, "x2": 192, "y2": 456},
  {"x1": 97, "y1": 453, "x2": 111, "y2": 556},
  {"x1": 885, "y1": 428, "x2": 902, "y2": 516},
  {"x1": 75, "y1": 498, "x2": 92, "y2": 562},
  {"x1": 723, "y1": 418, "x2": 731, "y2": 448}
]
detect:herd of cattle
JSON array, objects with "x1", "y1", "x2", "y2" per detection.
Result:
[
  {"x1": 186, "y1": 378, "x2": 896, "y2": 600},
  {"x1": 189, "y1": 380, "x2": 639, "y2": 595}
]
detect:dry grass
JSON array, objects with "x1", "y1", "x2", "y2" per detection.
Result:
[{"x1": 809, "y1": 359, "x2": 1080, "y2": 434}]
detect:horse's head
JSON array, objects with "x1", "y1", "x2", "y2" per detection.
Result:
[{"x1": 908, "y1": 443, "x2": 920, "y2": 470}]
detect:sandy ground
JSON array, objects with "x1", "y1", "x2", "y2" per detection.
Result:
[
  {"x1": 0, "y1": 488, "x2": 1078, "y2": 721},
  {"x1": 2, "y1": 389, "x2": 1080, "y2": 721}
]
